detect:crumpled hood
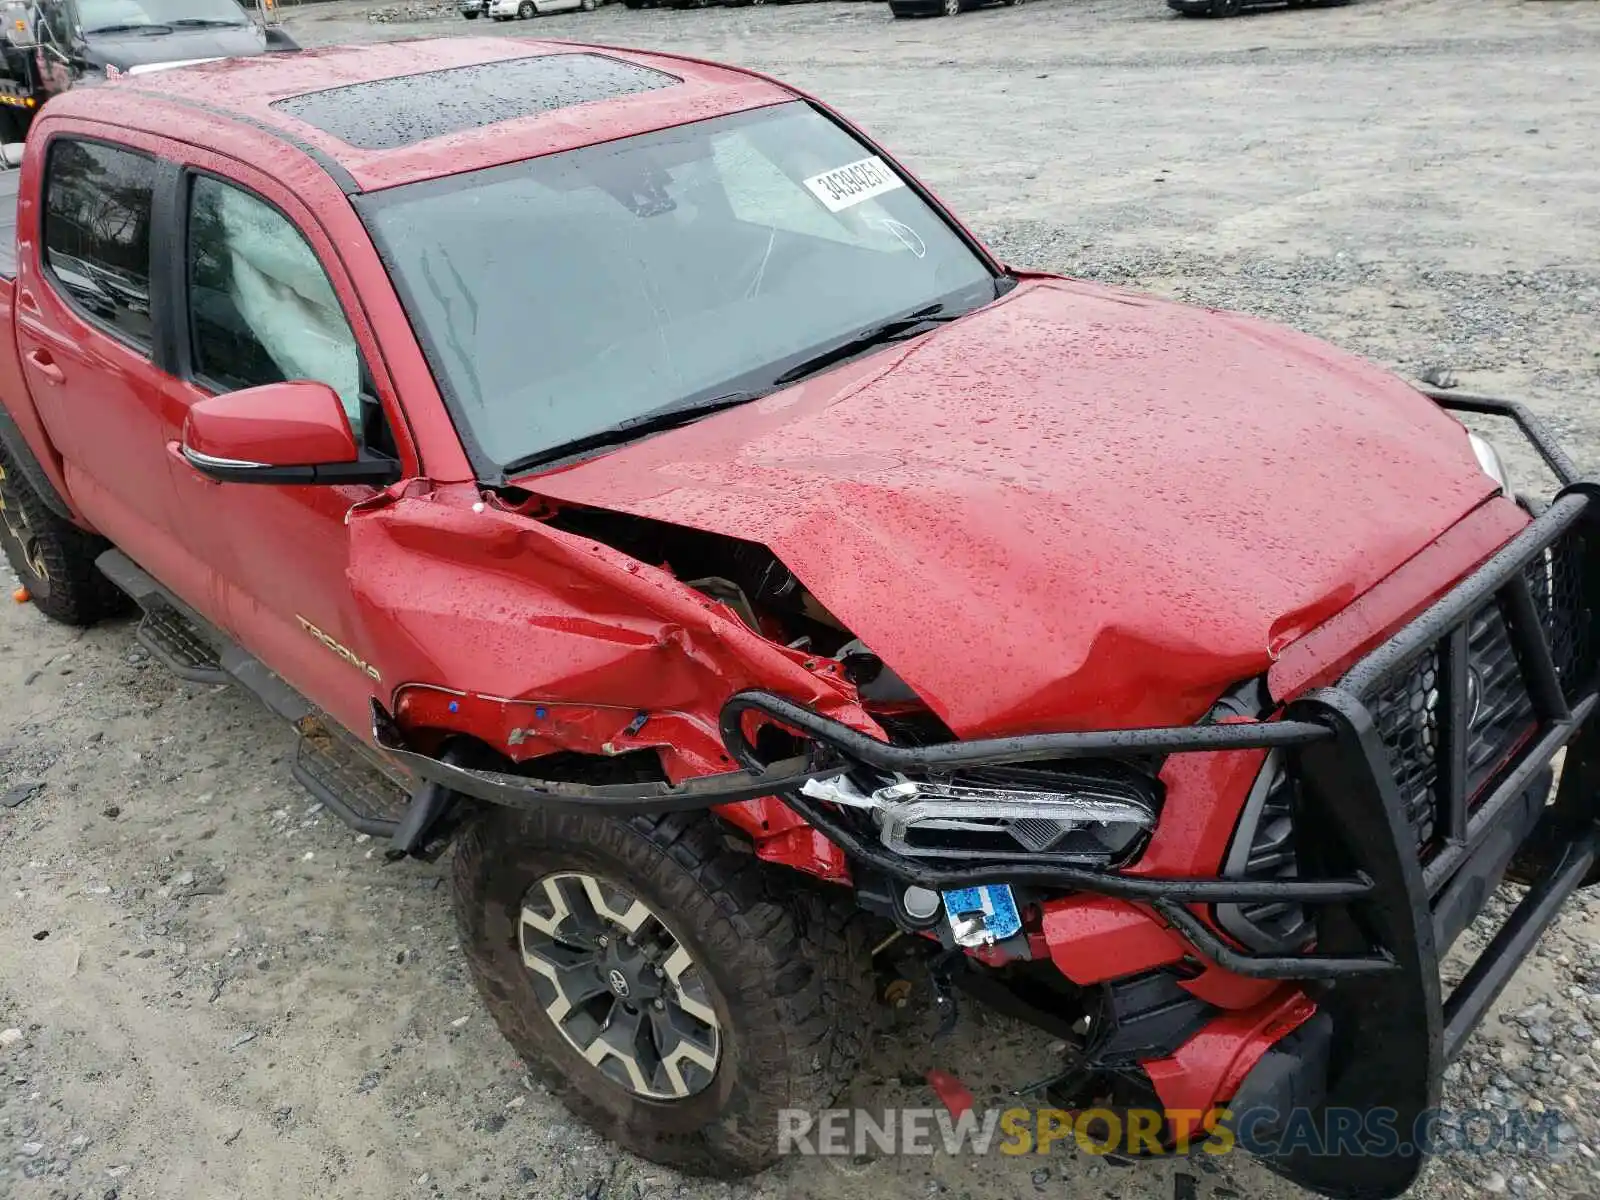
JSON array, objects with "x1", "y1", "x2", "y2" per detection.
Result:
[{"x1": 530, "y1": 277, "x2": 1497, "y2": 737}]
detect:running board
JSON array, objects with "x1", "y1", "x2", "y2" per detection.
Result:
[
  {"x1": 136, "y1": 600, "x2": 227, "y2": 684},
  {"x1": 96, "y1": 549, "x2": 413, "y2": 839}
]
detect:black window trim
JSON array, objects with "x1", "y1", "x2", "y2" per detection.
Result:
[
  {"x1": 37, "y1": 133, "x2": 176, "y2": 364},
  {"x1": 172, "y1": 164, "x2": 397, "y2": 462}
]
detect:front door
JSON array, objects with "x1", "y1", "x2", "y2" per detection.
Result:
[{"x1": 161, "y1": 161, "x2": 406, "y2": 737}]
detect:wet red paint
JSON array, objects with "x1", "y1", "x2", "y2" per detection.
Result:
[
  {"x1": 1143, "y1": 990, "x2": 1318, "y2": 1125},
  {"x1": 1041, "y1": 895, "x2": 1188, "y2": 984},
  {"x1": 533, "y1": 278, "x2": 1497, "y2": 738},
  {"x1": 73, "y1": 38, "x2": 794, "y2": 193},
  {"x1": 182, "y1": 381, "x2": 357, "y2": 466},
  {"x1": 0, "y1": 37, "x2": 1520, "y2": 1129}
]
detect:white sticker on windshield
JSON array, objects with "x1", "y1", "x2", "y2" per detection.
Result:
[{"x1": 802, "y1": 156, "x2": 906, "y2": 212}]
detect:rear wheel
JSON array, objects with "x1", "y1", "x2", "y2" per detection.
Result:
[
  {"x1": 462, "y1": 8, "x2": 480, "y2": 15},
  {"x1": 453, "y1": 805, "x2": 872, "y2": 1175},
  {"x1": 0, "y1": 449, "x2": 122, "y2": 626},
  {"x1": 1212, "y1": 0, "x2": 1240, "y2": 12},
  {"x1": 940, "y1": 0, "x2": 960, "y2": 14},
  {"x1": 518, "y1": 2, "x2": 535, "y2": 15}
]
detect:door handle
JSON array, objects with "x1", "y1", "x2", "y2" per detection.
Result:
[{"x1": 25, "y1": 348, "x2": 64, "y2": 384}]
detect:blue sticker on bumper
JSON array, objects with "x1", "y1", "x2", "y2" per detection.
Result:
[{"x1": 941, "y1": 884, "x2": 1022, "y2": 943}]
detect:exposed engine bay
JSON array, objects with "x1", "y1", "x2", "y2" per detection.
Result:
[{"x1": 523, "y1": 501, "x2": 1167, "y2": 944}]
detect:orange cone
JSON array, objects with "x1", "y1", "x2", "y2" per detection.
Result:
[{"x1": 12, "y1": 587, "x2": 29, "y2": 604}]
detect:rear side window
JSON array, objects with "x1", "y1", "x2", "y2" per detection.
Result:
[{"x1": 41, "y1": 139, "x2": 157, "y2": 350}]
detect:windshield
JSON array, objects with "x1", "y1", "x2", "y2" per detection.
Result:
[
  {"x1": 358, "y1": 102, "x2": 998, "y2": 475},
  {"x1": 76, "y1": 0, "x2": 250, "y2": 32}
]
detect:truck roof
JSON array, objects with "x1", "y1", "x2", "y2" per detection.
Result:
[{"x1": 47, "y1": 38, "x2": 797, "y2": 193}]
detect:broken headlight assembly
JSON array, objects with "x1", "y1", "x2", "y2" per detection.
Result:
[{"x1": 800, "y1": 762, "x2": 1160, "y2": 867}]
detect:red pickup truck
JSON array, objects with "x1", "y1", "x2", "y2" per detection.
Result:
[{"x1": 0, "y1": 36, "x2": 1595, "y2": 1196}]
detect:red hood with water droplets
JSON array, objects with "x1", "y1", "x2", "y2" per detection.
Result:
[{"x1": 528, "y1": 277, "x2": 1499, "y2": 737}]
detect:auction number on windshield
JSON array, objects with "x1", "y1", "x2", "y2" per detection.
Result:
[{"x1": 803, "y1": 156, "x2": 906, "y2": 212}]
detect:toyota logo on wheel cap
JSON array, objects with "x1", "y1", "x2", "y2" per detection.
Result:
[{"x1": 608, "y1": 969, "x2": 630, "y2": 998}]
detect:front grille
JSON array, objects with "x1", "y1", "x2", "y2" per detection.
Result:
[{"x1": 1370, "y1": 528, "x2": 1594, "y2": 857}]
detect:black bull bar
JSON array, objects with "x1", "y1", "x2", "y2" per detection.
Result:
[{"x1": 376, "y1": 391, "x2": 1599, "y2": 1197}]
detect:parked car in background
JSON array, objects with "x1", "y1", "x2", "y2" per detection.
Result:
[
  {"x1": 489, "y1": 0, "x2": 595, "y2": 18},
  {"x1": 459, "y1": 0, "x2": 489, "y2": 18},
  {"x1": 0, "y1": 0, "x2": 295, "y2": 139},
  {"x1": 1169, "y1": 0, "x2": 1347, "y2": 16},
  {"x1": 888, "y1": 0, "x2": 1020, "y2": 17}
]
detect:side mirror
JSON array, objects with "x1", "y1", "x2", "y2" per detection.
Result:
[{"x1": 180, "y1": 381, "x2": 399, "y2": 486}]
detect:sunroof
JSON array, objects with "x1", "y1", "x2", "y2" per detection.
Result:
[{"x1": 270, "y1": 53, "x2": 681, "y2": 151}]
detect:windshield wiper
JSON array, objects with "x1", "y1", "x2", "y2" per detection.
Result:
[
  {"x1": 502, "y1": 392, "x2": 758, "y2": 476},
  {"x1": 85, "y1": 21, "x2": 171, "y2": 32},
  {"x1": 770, "y1": 303, "x2": 963, "y2": 388},
  {"x1": 168, "y1": 17, "x2": 248, "y2": 26}
]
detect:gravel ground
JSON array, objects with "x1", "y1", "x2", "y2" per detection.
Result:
[{"x1": 4, "y1": 1, "x2": 1600, "y2": 1198}]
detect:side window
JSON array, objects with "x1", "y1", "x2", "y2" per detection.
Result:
[
  {"x1": 42, "y1": 139, "x2": 157, "y2": 349},
  {"x1": 186, "y1": 175, "x2": 363, "y2": 430}
]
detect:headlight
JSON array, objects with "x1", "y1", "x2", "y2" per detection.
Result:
[
  {"x1": 1468, "y1": 430, "x2": 1512, "y2": 497},
  {"x1": 801, "y1": 769, "x2": 1158, "y2": 866}
]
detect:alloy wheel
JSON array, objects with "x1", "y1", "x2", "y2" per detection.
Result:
[
  {"x1": 0, "y1": 464, "x2": 47, "y2": 583},
  {"x1": 519, "y1": 871, "x2": 722, "y2": 1101}
]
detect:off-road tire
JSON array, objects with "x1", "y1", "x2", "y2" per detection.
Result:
[
  {"x1": 0, "y1": 447, "x2": 121, "y2": 626},
  {"x1": 453, "y1": 806, "x2": 872, "y2": 1176}
]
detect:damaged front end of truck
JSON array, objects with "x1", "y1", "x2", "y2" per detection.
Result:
[{"x1": 372, "y1": 389, "x2": 1599, "y2": 1199}]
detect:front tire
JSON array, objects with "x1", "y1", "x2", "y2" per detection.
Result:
[
  {"x1": 939, "y1": 0, "x2": 961, "y2": 13},
  {"x1": 1212, "y1": 0, "x2": 1241, "y2": 13},
  {"x1": 0, "y1": 448, "x2": 121, "y2": 626},
  {"x1": 518, "y1": 2, "x2": 535, "y2": 15},
  {"x1": 462, "y1": 8, "x2": 481, "y2": 15},
  {"x1": 454, "y1": 806, "x2": 871, "y2": 1176}
]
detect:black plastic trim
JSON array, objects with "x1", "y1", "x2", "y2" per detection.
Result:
[
  {"x1": 0, "y1": 403, "x2": 72, "y2": 519},
  {"x1": 118, "y1": 88, "x2": 361, "y2": 195},
  {"x1": 1442, "y1": 823, "x2": 1598, "y2": 1059}
]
